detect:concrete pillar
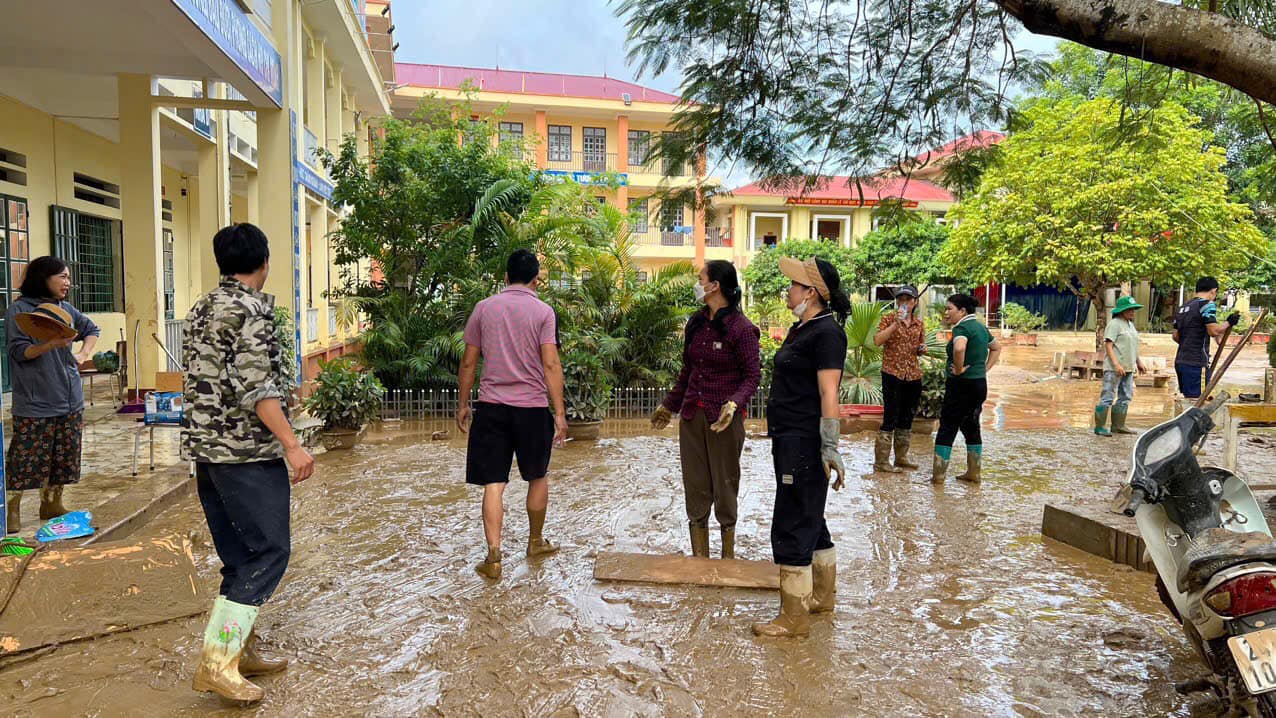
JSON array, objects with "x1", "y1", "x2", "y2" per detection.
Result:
[
  {"x1": 326, "y1": 66, "x2": 343, "y2": 153},
  {"x1": 617, "y1": 115, "x2": 629, "y2": 172},
  {"x1": 195, "y1": 108, "x2": 230, "y2": 292},
  {"x1": 246, "y1": 172, "x2": 260, "y2": 224},
  {"x1": 311, "y1": 202, "x2": 329, "y2": 345},
  {"x1": 534, "y1": 110, "x2": 548, "y2": 168},
  {"x1": 304, "y1": 38, "x2": 326, "y2": 165},
  {"x1": 258, "y1": 0, "x2": 301, "y2": 337},
  {"x1": 117, "y1": 74, "x2": 166, "y2": 392}
]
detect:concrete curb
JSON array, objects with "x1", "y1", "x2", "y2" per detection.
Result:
[{"x1": 81, "y1": 476, "x2": 196, "y2": 546}]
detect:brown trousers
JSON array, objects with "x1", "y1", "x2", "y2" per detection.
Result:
[{"x1": 678, "y1": 408, "x2": 746, "y2": 530}]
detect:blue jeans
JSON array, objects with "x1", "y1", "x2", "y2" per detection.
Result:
[
  {"x1": 1099, "y1": 370, "x2": 1135, "y2": 409},
  {"x1": 1174, "y1": 363, "x2": 1210, "y2": 399}
]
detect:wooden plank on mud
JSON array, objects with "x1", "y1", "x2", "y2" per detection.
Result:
[
  {"x1": 1041, "y1": 503, "x2": 1153, "y2": 573},
  {"x1": 0, "y1": 535, "x2": 204, "y2": 656},
  {"x1": 593, "y1": 551, "x2": 780, "y2": 589}
]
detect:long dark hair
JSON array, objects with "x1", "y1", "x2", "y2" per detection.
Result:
[
  {"x1": 19, "y1": 256, "x2": 69, "y2": 300},
  {"x1": 812, "y1": 258, "x2": 852, "y2": 324},
  {"x1": 685, "y1": 260, "x2": 744, "y2": 347}
]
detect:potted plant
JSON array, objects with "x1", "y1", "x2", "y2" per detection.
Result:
[
  {"x1": 1001, "y1": 302, "x2": 1047, "y2": 346},
  {"x1": 303, "y1": 357, "x2": 385, "y2": 450},
  {"x1": 913, "y1": 358, "x2": 947, "y2": 434},
  {"x1": 560, "y1": 330, "x2": 614, "y2": 440},
  {"x1": 91, "y1": 350, "x2": 120, "y2": 374}
]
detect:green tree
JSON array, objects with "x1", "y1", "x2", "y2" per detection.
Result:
[
  {"x1": 942, "y1": 97, "x2": 1266, "y2": 350},
  {"x1": 850, "y1": 221, "x2": 952, "y2": 289},
  {"x1": 742, "y1": 240, "x2": 858, "y2": 302}
]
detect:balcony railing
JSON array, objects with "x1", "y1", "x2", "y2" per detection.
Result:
[
  {"x1": 706, "y1": 227, "x2": 731, "y2": 247},
  {"x1": 164, "y1": 320, "x2": 185, "y2": 372},
  {"x1": 303, "y1": 127, "x2": 320, "y2": 166},
  {"x1": 629, "y1": 157, "x2": 689, "y2": 177},
  {"x1": 545, "y1": 151, "x2": 616, "y2": 173}
]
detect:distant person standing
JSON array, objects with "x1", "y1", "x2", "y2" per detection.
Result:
[
  {"x1": 1172, "y1": 277, "x2": 1238, "y2": 399},
  {"x1": 5, "y1": 257, "x2": 100, "y2": 533},
  {"x1": 932, "y1": 294, "x2": 1001, "y2": 484},
  {"x1": 1094, "y1": 296, "x2": 1148, "y2": 436},
  {"x1": 457, "y1": 249, "x2": 568, "y2": 581},
  {"x1": 651, "y1": 260, "x2": 761, "y2": 559},
  {"x1": 872, "y1": 285, "x2": 928, "y2": 472},
  {"x1": 183, "y1": 223, "x2": 314, "y2": 703}
]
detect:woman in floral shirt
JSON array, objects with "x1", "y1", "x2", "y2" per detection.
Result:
[{"x1": 872, "y1": 285, "x2": 927, "y2": 472}]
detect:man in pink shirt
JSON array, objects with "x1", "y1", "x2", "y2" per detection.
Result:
[{"x1": 457, "y1": 249, "x2": 568, "y2": 580}]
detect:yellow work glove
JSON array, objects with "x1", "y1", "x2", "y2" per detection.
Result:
[
  {"x1": 709, "y1": 401, "x2": 738, "y2": 432},
  {"x1": 651, "y1": 406, "x2": 673, "y2": 430}
]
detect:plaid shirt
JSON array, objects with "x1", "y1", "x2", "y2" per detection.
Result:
[{"x1": 663, "y1": 308, "x2": 762, "y2": 420}]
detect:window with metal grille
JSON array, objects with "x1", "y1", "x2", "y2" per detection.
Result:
[
  {"x1": 628, "y1": 130, "x2": 651, "y2": 167},
  {"x1": 630, "y1": 198, "x2": 649, "y2": 232},
  {"x1": 548, "y1": 125, "x2": 571, "y2": 162},
  {"x1": 499, "y1": 122, "x2": 523, "y2": 144},
  {"x1": 52, "y1": 206, "x2": 121, "y2": 313},
  {"x1": 583, "y1": 127, "x2": 607, "y2": 171},
  {"x1": 660, "y1": 200, "x2": 684, "y2": 230},
  {"x1": 0, "y1": 195, "x2": 30, "y2": 392},
  {"x1": 162, "y1": 229, "x2": 175, "y2": 320}
]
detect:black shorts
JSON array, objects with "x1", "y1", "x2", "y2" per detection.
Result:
[{"x1": 465, "y1": 402, "x2": 555, "y2": 485}]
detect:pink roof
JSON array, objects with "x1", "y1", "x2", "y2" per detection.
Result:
[
  {"x1": 395, "y1": 63, "x2": 682, "y2": 104},
  {"x1": 730, "y1": 176, "x2": 955, "y2": 204},
  {"x1": 910, "y1": 130, "x2": 1004, "y2": 167}
]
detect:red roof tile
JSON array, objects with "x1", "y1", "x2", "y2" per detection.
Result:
[
  {"x1": 910, "y1": 130, "x2": 1004, "y2": 167},
  {"x1": 730, "y1": 176, "x2": 955, "y2": 204},
  {"x1": 395, "y1": 63, "x2": 682, "y2": 104}
]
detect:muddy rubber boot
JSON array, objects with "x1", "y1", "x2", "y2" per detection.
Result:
[
  {"x1": 955, "y1": 448, "x2": 982, "y2": 484},
  {"x1": 752, "y1": 565, "x2": 812, "y2": 638},
  {"x1": 689, "y1": 525, "x2": 710, "y2": 558},
  {"x1": 1111, "y1": 406, "x2": 1137, "y2": 435},
  {"x1": 475, "y1": 546, "x2": 502, "y2": 580},
  {"x1": 239, "y1": 631, "x2": 288, "y2": 677},
  {"x1": 526, "y1": 508, "x2": 559, "y2": 558},
  {"x1": 1094, "y1": 406, "x2": 1112, "y2": 437},
  {"x1": 192, "y1": 597, "x2": 265, "y2": 703},
  {"x1": 720, "y1": 527, "x2": 735, "y2": 560},
  {"x1": 892, "y1": 429, "x2": 919, "y2": 470},
  {"x1": 38, "y1": 485, "x2": 69, "y2": 521},
  {"x1": 809, "y1": 548, "x2": 836, "y2": 614},
  {"x1": 931, "y1": 450, "x2": 949, "y2": 484},
  {"x1": 6, "y1": 492, "x2": 19, "y2": 534},
  {"x1": 873, "y1": 431, "x2": 901, "y2": 473}
]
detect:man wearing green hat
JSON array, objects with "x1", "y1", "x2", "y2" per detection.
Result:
[{"x1": 1095, "y1": 295, "x2": 1148, "y2": 436}]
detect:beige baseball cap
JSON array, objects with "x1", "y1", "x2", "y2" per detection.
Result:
[{"x1": 778, "y1": 257, "x2": 830, "y2": 300}]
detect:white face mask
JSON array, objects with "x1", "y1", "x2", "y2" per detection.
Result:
[
  {"x1": 694, "y1": 282, "x2": 714, "y2": 302},
  {"x1": 791, "y1": 300, "x2": 809, "y2": 320}
]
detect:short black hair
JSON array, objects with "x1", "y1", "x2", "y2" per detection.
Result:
[
  {"x1": 213, "y1": 223, "x2": 270, "y2": 276},
  {"x1": 1196, "y1": 276, "x2": 1219, "y2": 292},
  {"x1": 947, "y1": 293, "x2": 979, "y2": 315},
  {"x1": 507, "y1": 249, "x2": 540, "y2": 285},
  {"x1": 19, "y1": 256, "x2": 69, "y2": 299}
]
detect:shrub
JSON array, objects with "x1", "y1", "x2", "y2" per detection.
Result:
[
  {"x1": 303, "y1": 358, "x2": 385, "y2": 431},
  {"x1": 1001, "y1": 302, "x2": 1047, "y2": 334}
]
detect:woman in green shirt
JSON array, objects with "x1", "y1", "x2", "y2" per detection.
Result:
[{"x1": 933, "y1": 293, "x2": 1001, "y2": 484}]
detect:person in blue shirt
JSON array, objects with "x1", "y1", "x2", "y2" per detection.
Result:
[{"x1": 1172, "y1": 277, "x2": 1239, "y2": 399}]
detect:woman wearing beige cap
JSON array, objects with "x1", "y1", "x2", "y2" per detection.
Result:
[
  {"x1": 5, "y1": 257, "x2": 99, "y2": 532},
  {"x1": 753, "y1": 256, "x2": 850, "y2": 639}
]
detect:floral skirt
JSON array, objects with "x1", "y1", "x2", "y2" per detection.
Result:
[{"x1": 6, "y1": 412, "x2": 84, "y2": 491}]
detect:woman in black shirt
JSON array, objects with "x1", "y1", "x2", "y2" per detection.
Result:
[{"x1": 754, "y1": 257, "x2": 850, "y2": 639}]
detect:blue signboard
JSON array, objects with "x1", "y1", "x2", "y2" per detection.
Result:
[
  {"x1": 542, "y1": 170, "x2": 627, "y2": 187},
  {"x1": 295, "y1": 161, "x2": 335, "y2": 201},
  {"x1": 170, "y1": 0, "x2": 283, "y2": 107}
]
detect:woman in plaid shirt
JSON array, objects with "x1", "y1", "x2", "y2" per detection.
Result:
[{"x1": 651, "y1": 261, "x2": 761, "y2": 559}]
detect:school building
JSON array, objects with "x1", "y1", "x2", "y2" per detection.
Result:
[{"x1": 0, "y1": 0, "x2": 393, "y2": 394}]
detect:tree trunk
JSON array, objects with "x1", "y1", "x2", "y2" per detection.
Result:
[
  {"x1": 996, "y1": 0, "x2": 1276, "y2": 105},
  {"x1": 1091, "y1": 291, "x2": 1108, "y2": 353}
]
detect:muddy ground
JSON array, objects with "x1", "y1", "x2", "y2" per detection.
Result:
[{"x1": 3, "y1": 350, "x2": 1276, "y2": 717}]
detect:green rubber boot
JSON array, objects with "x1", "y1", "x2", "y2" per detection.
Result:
[
  {"x1": 1094, "y1": 406, "x2": 1112, "y2": 437},
  {"x1": 1111, "y1": 406, "x2": 1137, "y2": 435}
]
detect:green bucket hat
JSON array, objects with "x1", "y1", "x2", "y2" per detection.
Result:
[{"x1": 1111, "y1": 295, "x2": 1144, "y2": 316}]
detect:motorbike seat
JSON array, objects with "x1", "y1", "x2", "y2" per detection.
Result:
[{"x1": 1177, "y1": 528, "x2": 1276, "y2": 593}]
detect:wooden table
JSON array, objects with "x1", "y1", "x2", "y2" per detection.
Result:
[{"x1": 1222, "y1": 403, "x2": 1276, "y2": 477}]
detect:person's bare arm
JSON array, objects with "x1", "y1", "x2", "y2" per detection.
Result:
[
  {"x1": 541, "y1": 343, "x2": 568, "y2": 447},
  {"x1": 951, "y1": 336, "x2": 969, "y2": 375},
  {"x1": 817, "y1": 368, "x2": 842, "y2": 419},
  {"x1": 456, "y1": 343, "x2": 480, "y2": 433},
  {"x1": 255, "y1": 398, "x2": 314, "y2": 484},
  {"x1": 985, "y1": 338, "x2": 1002, "y2": 372}
]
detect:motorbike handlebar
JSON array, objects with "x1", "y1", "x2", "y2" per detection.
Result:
[
  {"x1": 1123, "y1": 488, "x2": 1146, "y2": 517},
  {"x1": 1199, "y1": 391, "x2": 1232, "y2": 417}
]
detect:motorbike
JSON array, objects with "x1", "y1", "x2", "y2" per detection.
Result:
[{"x1": 1121, "y1": 391, "x2": 1276, "y2": 716}]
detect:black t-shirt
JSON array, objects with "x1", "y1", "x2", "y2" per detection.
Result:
[
  {"x1": 767, "y1": 312, "x2": 848, "y2": 439},
  {"x1": 1173, "y1": 297, "x2": 1217, "y2": 367}
]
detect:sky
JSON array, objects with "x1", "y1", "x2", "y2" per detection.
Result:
[{"x1": 388, "y1": 1, "x2": 1063, "y2": 186}]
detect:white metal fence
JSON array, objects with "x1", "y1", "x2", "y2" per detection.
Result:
[
  {"x1": 380, "y1": 386, "x2": 769, "y2": 420},
  {"x1": 163, "y1": 320, "x2": 184, "y2": 371}
]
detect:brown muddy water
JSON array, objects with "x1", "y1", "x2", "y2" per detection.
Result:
[{"x1": 4, "y1": 382, "x2": 1276, "y2": 717}]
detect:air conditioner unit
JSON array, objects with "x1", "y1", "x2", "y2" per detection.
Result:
[{"x1": 622, "y1": 93, "x2": 632, "y2": 106}]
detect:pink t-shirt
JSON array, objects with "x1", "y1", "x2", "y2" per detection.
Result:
[{"x1": 463, "y1": 285, "x2": 558, "y2": 407}]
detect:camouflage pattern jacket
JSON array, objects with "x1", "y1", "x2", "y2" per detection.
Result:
[{"x1": 181, "y1": 277, "x2": 288, "y2": 463}]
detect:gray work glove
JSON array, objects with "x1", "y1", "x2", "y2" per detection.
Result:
[{"x1": 820, "y1": 417, "x2": 847, "y2": 491}]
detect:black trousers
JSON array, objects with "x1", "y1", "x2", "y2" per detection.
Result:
[
  {"x1": 935, "y1": 377, "x2": 987, "y2": 449},
  {"x1": 196, "y1": 459, "x2": 292, "y2": 606},
  {"x1": 880, "y1": 371, "x2": 922, "y2": 432},
  {"x1": 770, "y1": 436, "x2": 834, "y2": 567}
]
